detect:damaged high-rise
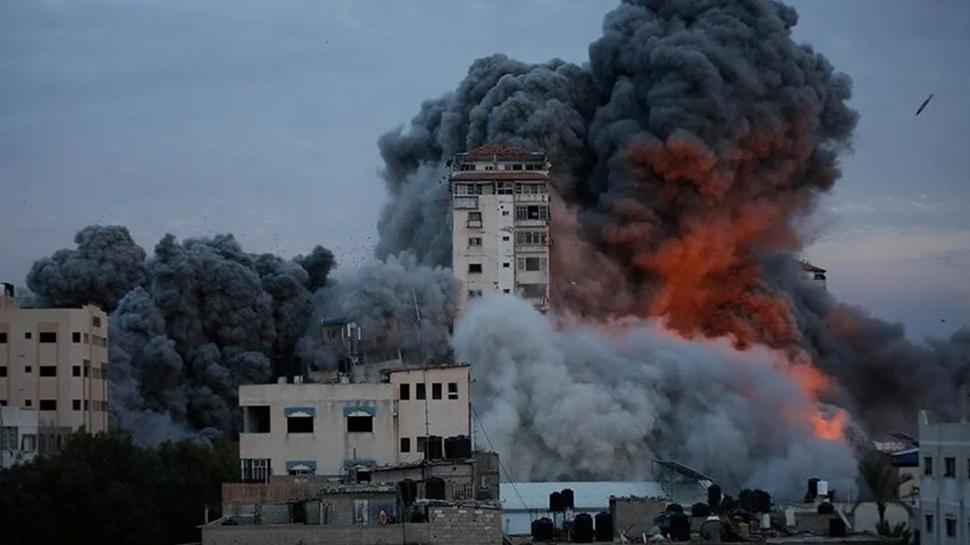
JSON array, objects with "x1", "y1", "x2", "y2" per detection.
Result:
[{"x1": 450, "y1": 144, "x2": 551, "y2": 318}]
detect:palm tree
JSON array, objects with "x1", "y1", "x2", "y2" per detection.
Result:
[{"x1": 855, "y1": 451, "x2": 914, "y2": 527}]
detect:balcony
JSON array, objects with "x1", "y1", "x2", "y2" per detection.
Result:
[
  {"x1": 466, "y1": 219, "x2": 483, "y2": 229},
  {"x1": 513, "y1": 193, "x2": 548, "y2": 203}
]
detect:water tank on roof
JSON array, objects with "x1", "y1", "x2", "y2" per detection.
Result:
[
  {"x1": 666, "y1": 503, "x2": 684, "y2": 514},
  {"x1": 817, "y1": 502, "x2": 835, "y2": 514},
  {"x1": 594, "y1": 511, "x2": 613, "y2": 542},
  {"x1": 691, "y1": 503, "x2": 711, "y2": 517},
  {"x1": 425, "y1": 477, "x2": 446, "y2": 500},
  {"x1": 561, "y1": 488, "x2": 575, "y2": 511},
  {"x1": 532, "y1": 517, "x2": 554, "y2": 542},
  {"x1": 574, "y1": 513, "x2": 594, "y2": 543},
  {"x1": 427, "y1": 436, "x2": 443, "y2": 460},
  {"x1": 806, "y1": 477, "x2": 820, "y2": 501},
  {"x1": 668, "y1": 513, "x2": 690, "y2": 542},
  {"x1": 707, "y1": 484, "x2": 721, "y2": 512},
  {"x1": 399, "y1": 479, "x2": 417, "y2": 505},
  {"x1": 829, "y1": 517, "x2": 846, "y2": 537},
  {"x1": 817, "y1": 480, "x2": 829, "y2": 496},
  {"x1": 549, "y1": 491, "x2": 563, "y2": 513}
]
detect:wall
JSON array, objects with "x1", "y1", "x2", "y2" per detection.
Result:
[
  {"x1": 388, "y1": 365, "x2": 470, "y2": 465},
  {"x1": 239, "y1": 382, "x2": 397, "y2": 477},
  {"x1": 0, "y1": 296, "x2": 108, "y2": 434},
  {"x1": 202, "y1": 503, "x2": 502, "y2": 545},
  {"x1": 919, "y1": 410, "x2": 970, "y2": 545}
]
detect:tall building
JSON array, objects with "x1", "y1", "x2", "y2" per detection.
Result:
[
  {"x1": 238, "y1": 363, "x2": 471, "y2": 481},
  {"x1": 450, "y1": 144, "x2": 552, "y2": 318},
  {"x1": 0, "y1": 283, "x2": 110, "y2": 445},
  {"x1": 918, "y1": 409, "x2": 970, "y2": 545}
]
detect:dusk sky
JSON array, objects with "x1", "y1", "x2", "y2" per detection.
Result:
[{"x1": 1, "y1": 0, "x2": 968, "y2": 342}]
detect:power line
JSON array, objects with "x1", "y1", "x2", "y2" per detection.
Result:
[{"x1": 470, "y1": 403, "x2": 531, "y2": 518}]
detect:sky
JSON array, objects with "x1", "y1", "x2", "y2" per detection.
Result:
[{"x1": 0, "y1": 0, "x2": 967, "y2": 342}]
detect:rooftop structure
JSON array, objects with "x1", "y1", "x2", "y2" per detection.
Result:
[{"x1": 450, "y1": 145, "x2": 552, "y2": 319}]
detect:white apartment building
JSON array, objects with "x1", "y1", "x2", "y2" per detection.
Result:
[
  {"x1": 238, "y1": 363, "x2": 470, "y2": 482},
  {"x1": 919, "y1": 409, "x2": 970, "y2": 545},
  {"x1": 0, "y1": 283, "x2": 109, "y2": 443},
  {"x1": 450, "y1": 144, "x2": 552, "y2": 318}
]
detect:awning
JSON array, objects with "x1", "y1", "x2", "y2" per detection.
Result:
[
  {"x1": 343, "y1": 404, "x2": 376, "y2": 417},
  {"x1": 285, "y1": 407, "x2": 315, "y2": 418},
  {"x1": 286, "y1": 460, "x2": 317, "y2": 472}
]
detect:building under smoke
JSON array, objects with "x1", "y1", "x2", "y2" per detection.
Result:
[{"x1": 450, "y1": 144, "x2": 552, "y2": 318}]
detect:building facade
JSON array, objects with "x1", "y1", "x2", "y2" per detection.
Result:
[
  {"x1": 0, "y1": 406, "x2": 39, "y2": 468},
  {"x1": 450, "y1": 144, "x2": 552, "y2": 318},
  {"x1": 0, "y1": 284, "x2": 109, "y2": 440},
  {"x1": 238, "y1": 364, "x2": 471, "y2": 481},
  {"x1": 919, "y1": 410, "x2": 970, "y2": 545}
]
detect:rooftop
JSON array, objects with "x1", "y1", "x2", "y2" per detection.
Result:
[{"x1": 457, "y1": 143, "x2": 544, "y2": 162}]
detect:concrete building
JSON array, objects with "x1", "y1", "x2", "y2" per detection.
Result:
[
  {"x1": 918, "y1": 409, "x2": 970, "y2": 544},
  {"x1": 238, "y1": 364, "x2": 471, "y2": 480},
  {"x1": 0, "y1": 406, "x2": 39, "y2": 468},
  {"x1": 0, "y1": 283, "x2": 109, "y2": 443},
  {"x1": 800, "y1": 261, "x2": 827, "y2": 289},
  {"x1": 450, "y1": 144, "x2": 552, "y2": 318}
]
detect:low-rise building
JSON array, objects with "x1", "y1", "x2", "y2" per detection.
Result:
[
  {"x1": 238, "y1": 363, "x2": 471, "y2": 481},
  {"x1": 0, "y1": 283, "x2": 109, "y2": 444},
  {"x1": 0, "y1": 406, "x2": 38, "y2": 468},
  {"x1": 918, "y1": 409, "x2": 970, "y2": 544}
]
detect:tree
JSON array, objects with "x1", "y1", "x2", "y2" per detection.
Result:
[
  {"x1": 0, "y1": 431, "x2": 237, "y2": 545},
  {"x1": 855, "y1": 451, "x2": 913, "y2": 527}
]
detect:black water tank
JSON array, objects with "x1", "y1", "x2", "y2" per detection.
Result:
[
  {"x1": 399, "y1": 479, "x2": 417, "y2": 505},
  {"x1": 817, "y1": 502, "x2": 835, "y2": 514},
  {"x1": 666, "y1": 503, "x2": 684, "y2": 514},
  {"x1": 444, "y1": 435, "x2": 471, "y2": 459},
  {"x1": 691, "y1": 503, "x2": 711, "y2": 517},
  {"x1": 532, "y1": 517, "x2": 554, "y2": 541},
  {"x1": 668, "y1": 513, "x2": 690, "y2": 542},
  {"x1": 425, "y1": 477, "x2": 446, "y2": 500},
  {"x1": 549, "y1": 491, "x2": 563, "y2": 513},
  {"x1": 829, "y1": 517, "x2": 846, "y2": 537},
  {"x1": 594, "y1": 511, "x2": 613, "y2": 542},
  {"x1": 806, "y1": 477, "x2": 820, "y2": 501},
  {"x1": 574, "y1": 513, "x2": 594, "y2": 543},
  {"x1": 427, "y1": 436, "x2": 444, "y2": 460},
  {"x1": 707, "y1": 484, "x2": 721, "y2": 511},
  {"x1": 561, "y1": 488, "x2": 575, "y2": 510}
]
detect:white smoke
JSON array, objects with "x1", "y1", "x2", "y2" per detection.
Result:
[{"x1": 454, "y1": 295, "x2": 857, "y2": 500}]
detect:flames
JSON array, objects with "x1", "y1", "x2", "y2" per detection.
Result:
[{"x1": 812, "y1": 409, "x2": 849, "y2": 441}]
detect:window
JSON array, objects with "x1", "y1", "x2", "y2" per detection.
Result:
[
  {"x1": 924, "y1": 456, "x2": 933, "y2": 476},
  {"x1": 416, "y1": 383, "x2": 426, "y2": 400},
  {"x1": 244, "y1": 406, "x2": 271, "y2": 433},
  {"x1": 468, "y1": 237, "x2": 482, "y2": 247},
  {"x1": 21, "y1": 434, "x2": 35, "y2": 452},
  {"x1": 0, "y1": 366, "x2": 6, "y2": 378},
  {"x1": 39, "y1": 400, "x2": 57, "y2": 411},
  {"x1": 945, "y1": 517, "x2": 955, "y2": 537},
  {"x1": 498, "y1": 183, "x2": 514, "y2": 194},
  {"x1": 502, "y1": 235, "x2": 510, "y2": 241},
  {"x1": 72, "y1": 399, "x2": 81, "y2": 411},
  {"x1": 417, "y1": 436, "x2": 427, "y2": 453},
  {"x1": 511, "y1": 163, "x2": 523, "y2": 171},
  {"x1": 72, "y1": 332, "x2": 81, "y2": 343},
  {"x1": 925, "y1": 514, "x2": 934, "y2": 533},
  {"x1": 432, "y1": 383, "x2": 442, "y2": 400},
  {"x1": 503, "y1": 262, "x2": 510, "y2": 268},
  {"x1": 347, "y1": 416, "x2": 373, "y2": 433},
  {"x1": 83, "y1": 333, "x2": 89, "y2": 344},
  {"x1": 92, "y1": 316, "x2": 101, "y2": 328},
  {"x1": 515, "y1": 183, "x2": 548, "y2": 194},
  {"x1": 400, "y1": 437, "x2": 411, "y2": 453},
  {"x1": 516, "y1": 230, "x2": 548, "y2": 246},
  {"x1": 468, "y1": 290, "x2": 482, "y2": 298},
  {"x1": 0, "y1": 332, "x2": 6, "y2": 343},
  {"x1": 467, "y1": 211, "x2": 483, "y2": 228},
  {"x1": 287, "y1": 415, "x2": 314, "y2": 434},
  {"x1": 39, "y1": 366, "x2": 56, "y2": 377},
  {"x1": 25, "y1": 366, "x2": 32, "y2": 374},
  {"x1": 502, "y1": 210, "x2": 509, "y2": 216},
  {"x1": 0, "y1": 400, "x2": 5, "y2": 406},
  {"x1": 945, "y1": 457, "x2": 956, "y2": 477},
  {"x1": 25, "y1": 399, "x2": 32, "y2": 407},
  {"x1": 519, "y1": 284, "x2": 548, "y2": 298},
  {"x1": 468, "y1": 263, "x2": 483, "y2": 274},
  {"x1": 241, "y1": 459, "x2": 270, "y2": 483},
  {"x1": 454, "y1": 196, "x2": 478, "y2": 210},
  {"x1": 24, "y1": 332, "x2": 32, "y2": 340},
  {"x1": 503, "y1": 289, "x2": 510, "y2": 293},
  {"x1": 83, "y1": 400, "x2": 89, "y2": 410},
  {"x1": 515, "y1": 205, "x2": 549, "y2": 221},
  {"x1": 517, "y1": 257, "x2": 548, "y2": 272},
  {"x1": 448, "y1": 382, "x2": 459, "y2": 400},
  {"x1": 400, "y1": 383, "x2": 410, "y2": 400},
  {"x1": 72, "y1": 365, "x2": 81, "y2": 377}
]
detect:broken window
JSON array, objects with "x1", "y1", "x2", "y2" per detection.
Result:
[
  {"x1": 244, "y1": 406, "x2": 271, "y2": 433},
  {"x1": 347, "y1": 416, "x2": 373, "y2": 433}
]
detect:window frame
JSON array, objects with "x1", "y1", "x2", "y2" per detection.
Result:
[
  {"x1": 346, "y1": 415, "x2": 374, "y2": 433},
  {"x1": 399, "y1": 383, "x2": 410, "y2": 400}
]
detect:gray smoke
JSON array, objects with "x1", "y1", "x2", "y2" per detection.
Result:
[
  {"x1": 26, "y1": 225, "x2": 147, "y2": 312},
  {"x1": 301, "y1": 253, "x2": 459, "y2": 368},
  {"x1": 455, "y1": 295, "x2": 858, "y2": 500}
]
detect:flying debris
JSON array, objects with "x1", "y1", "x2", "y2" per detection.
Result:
[{"x1": 915, "y1": 93, "x2": 934, "y2": 116}]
